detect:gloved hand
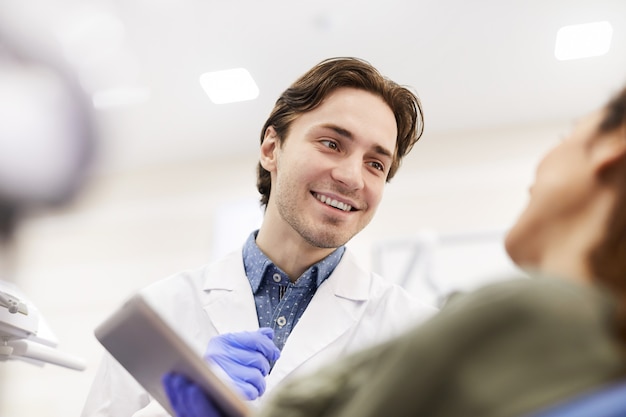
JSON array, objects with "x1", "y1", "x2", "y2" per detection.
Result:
[
  {"x1": 204, "y1": 327, "x2": 281, "y2": 400},
  {"x1": 163, "y1": 372, "x2": 224, "y2": 417}
]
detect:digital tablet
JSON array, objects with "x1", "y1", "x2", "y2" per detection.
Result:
[{"x1": 94, "y1": 293, "x2": 251, "y2": 417}]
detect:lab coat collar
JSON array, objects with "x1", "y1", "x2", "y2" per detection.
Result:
[
  {"x1": 202, "y1": 247, "x2": 366, "y2": 296},
  {"x1": 327, "y1": 249, "x2": 370, "y2": 303},
  {"x1": 200, "y1": 251, "x2": 259, "y2": 333},
  {"x1": 200, "y1": 248, "x2": 371, "y2": 302},
  {"x1": 201, "y1": 251, "x2": 244, "y2": 291}
]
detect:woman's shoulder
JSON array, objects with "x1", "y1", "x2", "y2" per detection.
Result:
[{"x1": 443, "y1": 275, "x2": 611, "y2": 326}]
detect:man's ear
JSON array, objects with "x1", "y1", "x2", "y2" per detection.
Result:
[
  {"x1": 260, "y1": 126, "x2": 279, "y2": 172},
  {"x1": 592, "y1": 132, "x2": 626, "y2": 176}
]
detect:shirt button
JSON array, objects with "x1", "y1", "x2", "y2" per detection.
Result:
[
  {"x1": 276, "y1": 316, "x2": 287, "y2": 327},
  {"x1": 273, "y1": 273, "x2": 281, "y2": 283}
]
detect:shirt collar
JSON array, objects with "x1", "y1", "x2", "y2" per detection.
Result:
[{"x1": 242, "y1": 230, "x2": 346, "y2": 292}]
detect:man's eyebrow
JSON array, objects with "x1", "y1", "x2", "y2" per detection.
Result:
[
  {"x1": 373, "y1": 144, "x2": 393, "y2": 160},
  {"x1": 320, "y1": 124, "x2": 352, "y2": 139},
  {"x1": 319, "y1": 124, "x2": 394, "y2": 159}
]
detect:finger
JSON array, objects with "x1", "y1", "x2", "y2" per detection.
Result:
[
  {"x1": 162, "y1": 373, "x2": 178, "y2": 410},
  {"x1": 206, "y1": 331, "x2": 280, "y2": 367},
  {"x1": 206, "y1": 352, "x2": 270, "y2": 398},
  {"x1": 257, "y1": 328, "x2": 281, "y2": 362},
  {"x1": 186, "y1": 381, "x2": 222, "y2": 417},
  {"x1": 209, "y1": 348, "x2": 271, "y2": 376},
  {"x1": 231, "y1": 366, "x2": 266, "y2": 398},
  {"x1": 226, "y1": 331, "x2": 281, "y2": 362},
  {"x1": 163, "y1": 373, "x2": 190, "y2": 417},
  {"x1": 258, "y1": 327, "x2": 274, "y2": 339},
  {"x1": 235, "y1": 378, "x2": 263, "y2": 401},
  {"x1": 181, "y1": 380, "x2": 200, "y2": 417},
  {"x1": 231, "y1": 349, "x2": 271, "y2": 375}
]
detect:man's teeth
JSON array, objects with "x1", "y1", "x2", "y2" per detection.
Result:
[{"x1": 315, "y1": 193, "x2": 352, "y2": 212}]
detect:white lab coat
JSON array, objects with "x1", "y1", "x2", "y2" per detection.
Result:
[{"x1": 81, "y1": 248, "x2": 436, "y2": 417}]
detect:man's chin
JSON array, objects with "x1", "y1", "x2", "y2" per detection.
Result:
[{"x1": 301, "y1": 229, "x2": 352, "y2": 250}]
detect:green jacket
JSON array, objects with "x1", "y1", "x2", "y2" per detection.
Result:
[{"x1": 257, "y1": 277, "x2": 626, "y2": 417}]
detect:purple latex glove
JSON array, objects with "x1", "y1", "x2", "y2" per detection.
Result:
[
  {"x1": 204, "y1": 327, "x2": 281, "y2": 400},
  {"x1": 163, "y1": 372, "x2": 224, "y2": 417}
]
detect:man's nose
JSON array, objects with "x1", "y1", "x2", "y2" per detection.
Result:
[{"x1": 331, "y1": 157, "x2": 365, "y2": 191}]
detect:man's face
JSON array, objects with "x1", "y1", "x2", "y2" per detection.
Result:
[
  {"x1": 261, "y1": 87, "x2": 398, "y2": 249},
  {"x1": 505, "y1": 110, "x2": 604, "y2": 267}
]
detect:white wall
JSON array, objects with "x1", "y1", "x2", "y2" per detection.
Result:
[{"x1": 0, "y1": 120, "x2": 564, "y2": 416}]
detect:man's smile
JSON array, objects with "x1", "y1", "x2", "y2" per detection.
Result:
[{"x1": 312, "y1": 192, "x2": 355, "y2": 212}]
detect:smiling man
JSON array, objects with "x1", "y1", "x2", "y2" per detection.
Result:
[{"x1": 81, "y1": 57, "x2": 435, "y2": 417}]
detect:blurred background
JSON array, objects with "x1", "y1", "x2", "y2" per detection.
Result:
[{"x1": 1, "y1": 0, "x2": 625, "y2": 415}]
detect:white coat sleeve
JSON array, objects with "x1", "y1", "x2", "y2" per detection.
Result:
[{"x1": 80, "y1": 352, "x2": 166, "y2": 417}]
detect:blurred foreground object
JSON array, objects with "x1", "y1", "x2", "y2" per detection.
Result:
[
  {"x1": 0, "y1": 27, "x2": 95, "y2": 239},
  {"x1": 0, "y1": 27, "x2": 96, "y2": 370}
]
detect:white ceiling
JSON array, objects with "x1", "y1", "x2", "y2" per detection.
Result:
[{"x1": 2, "y1": 0, "x2": 626, "y2": 174}]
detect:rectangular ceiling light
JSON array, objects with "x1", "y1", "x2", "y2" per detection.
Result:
[
  {"x1": 555, "y1": 21, "x2": 613, "y2": 61},
  {"x1": 199, "y1": 68, "x2": 259, "y2": 104}
]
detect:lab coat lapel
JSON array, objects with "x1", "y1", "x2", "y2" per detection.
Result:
[
  {"x1": 201, "y1": 252, "x2": 259, "y2": 334},
  {"x1": 268, "y1": 250, "x2": 370, "y2": 383}
]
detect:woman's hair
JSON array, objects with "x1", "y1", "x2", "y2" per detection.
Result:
[
  {"x1": 588, "y1": 85, "x2": 626, "y2": 343},
  {"x1": 256, "y1": 57, "x2": 424, "y2": 207},
  {"x1": 589, "y1": 86, "x2": 626, "y2": 281}
]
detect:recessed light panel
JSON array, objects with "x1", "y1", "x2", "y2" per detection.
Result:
[
  {"x1": 555, "y1": 21, "x2": 613, "y2": 61},
  {"x1": 199, "y1": 68, "x2": 259, "y2": 104}
]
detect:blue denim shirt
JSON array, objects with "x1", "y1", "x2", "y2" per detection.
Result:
[{"x1": 242, "y1": 230, "x2": 346, "y2": 351}]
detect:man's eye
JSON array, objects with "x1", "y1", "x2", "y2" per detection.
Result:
[
  {"x1": 321, "y1": 140, "x2": 338, "y2": 150},
  {"x1": 369, "y1": 161, "x2": 384, "y2": 171}
]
